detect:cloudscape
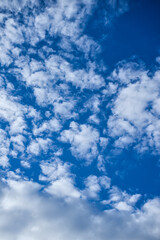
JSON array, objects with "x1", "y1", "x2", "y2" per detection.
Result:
[{"x1": 0, "y1": 0, "x2": 160, "y2": 239}]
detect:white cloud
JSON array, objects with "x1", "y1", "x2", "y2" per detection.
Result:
[
  {"x1": 97, "y1": 155, "x2": 106, "y2": 172},
  {"x1": 75, "y1": 35, "x2": 101, "y2": 59},
  {"x1": 84, "y1": 175, "x2": 101, "y2": 198},
  {"x1": 109, "y1": 61, "x2": 146, "y2": 84},
  {"x1": 40, "y1": 158, "x2": 81, "y2": 199},
  {"x1": 88, "y1": 114, "x2": 100, "y2": 124},
  {"x1": 0, "y1": 129, "x2": 10, "y2": 168},
  {"x1": 84, "y1": 175, "x2": 111, "y2": 199},
  {"x1": 10, "y1": 135, "x2": 26, "y2": 154},
  {"x1": 0, "y1": 156, "x2": 9, "y2": 168},
  {"x1": 45, "y1": 177, "x2": 81, "y2": 199},
  {"x1": 20, "y1": 160, "x2": 30, "y2": 168},
  {"x1": 99, "y1": 176, "x2": 111, "y2": 189},
  {"x1": 114, "y1": 201, "x2": 133, "y2": 211},
  {"x1": 0, "y1": 0, "x2": 39, "y2": 12},
  {"x1": 99, "y1": 137, "x2": 108, "y2": 150},
  {"x1": 0, "y1": 88, "x2": 31, "y2": 164},
  {"x1": 45, "y1": 54, "x2": 105, "y2": 90},
  {"x1": 64, "y1": 66, "x2": 105, "y2": 89},
  {"x1": 0, "y1": 2, "x2": 159, "y2": 239},
  {"x1": 102, "y1": 186, "x2": 141, "y2": 212},
  {"x1": 84, "y1": 95, "x2": 101, "y2": 113},
  {"x1": 53, "y1": 100, "x2": 77, "y2": 119},
  {"x1": 0, "y1": 90, "x2": 27, "y2": 135},
  {"x1": 33, "y1": 87, "x2": 59, "y2": 106},
  {"x1": 4, "y1": 18, "x2": 24, "y2": 44},
  {"x1": 27, "y1": 140, "x2": 40, "y2": 156},
  {"x1": 0, "y1": 179, "x2": 159, "y2": 240},
  {"x1": 33, "y1": 117, "x2": 62, "y2": 136},
  {"x1": 60, "y1": 121, "x2": 99, "y2": 162},
  {"x1": 27, "y1": 138, "x2": 52, "y2": 156},
  {"x1": 0, "y1": 17, "x2": 23, "y2": 66},
  {"x1": 107, "y1": 61, "x2": 160, "y2": 152},
  {"x1": 39, "y1": 158, "x2": 71, "y2": 182}
]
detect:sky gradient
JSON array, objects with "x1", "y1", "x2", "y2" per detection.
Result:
[{"x1": 0, "y1": 0, "x2": 160, "y2": 239}]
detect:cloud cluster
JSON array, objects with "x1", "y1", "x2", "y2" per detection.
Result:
[
  {"x1": 60, "y1": 122, "x2": 100, "y2": 162},
  {"x1": 0, "y1": 0, "x2": 107, "y2": 171},
  {"x1": 0, "y1": 179, "x2": 160, "y2": 240},
  {"x1": 0, "y1": 1, "x2": 160, "y2": 239},
  {"x1": 108, "y1": 60, "x2": 160, "y2": 153}
]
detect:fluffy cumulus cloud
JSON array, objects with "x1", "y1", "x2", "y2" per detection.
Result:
[
  {"x1": 84, "y1": 175, "x2": 111, "y2": 198},
  {"x1": 108, "y1": 60, "x2": 160, "y2": 153},
  {"x1": 0, "y1": 179, "x2": 159, "y2": 240},
  {"x1": 60, "y1": 121, "x2": 100, "y2": 162},
  {"x1": 0, "y1": 0, "x2": 160, "y2": 239},
  {"x1": 102, "y1": 186, "x2": 141, "y2": 211}
]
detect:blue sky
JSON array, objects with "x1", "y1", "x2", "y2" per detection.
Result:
[{"x1": 0, "y1": 0, "x2": 160, "y2": 239}]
